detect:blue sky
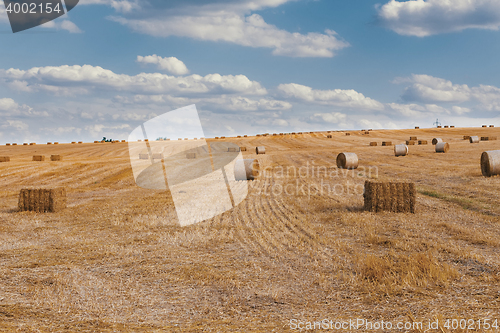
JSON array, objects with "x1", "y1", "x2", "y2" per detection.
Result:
[{"x1": 1, "y1": 0, "x2": 500, "y2": 143}]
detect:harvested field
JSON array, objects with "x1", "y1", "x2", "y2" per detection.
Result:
[{"x1": 0, "y1": 127, "x2": 500, "y2": 332}]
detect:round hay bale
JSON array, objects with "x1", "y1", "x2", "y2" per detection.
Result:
[
  {"x1": 481, "y1": 151, "x2": 500, "y2": 177},
  {"x1": 256, "y1": 146, "x2": 266, "y2": 154},
  {"x1": 394, "y1": 144, "x2": 408, "y2": 157},
  {"x1": 336, "y1": 152, "x2": 358, "y2": 169},
  {"x1": 234, "y1": 159, "x2": 260, "y2": 181},
  {"x1": 435, "y1": 142, "x2": 449, "y2": 153},
  {"x1": 432, "y1": 138, "x2": 443, "y2": 145},
  {"x1": 469, "y1": 136, "x2": 480, "y2": 143}
]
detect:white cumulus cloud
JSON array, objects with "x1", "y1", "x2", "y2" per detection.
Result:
[
  {"x1": 277, "y1": 83, "x2": 384, "y2": 110},
  {"x1": 377, "y1": 0, "x2": 500, "y2": 37},
  {"x1": 137, "y1": 55, "x2": 189, "y2": 75}
]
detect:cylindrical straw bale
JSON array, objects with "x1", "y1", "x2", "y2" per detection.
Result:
[
  {"x1": 394, "y1": 144, "x2": 408, "y2": 157},
  {"x1": 469, "y1": 136, "x2": 480, "y2": 143},
  {"x1": 432, "y1": 138, "x2": 443, "y2": 145},
  {"x1": 256, "y1": 146, "x2": 266, "y2": 154},
  {"x1": 435, "y1": 142, "x2": 449, "y2": 153},
  {"x1": 336, "y1": 153, "x2": 358, "y2": 169},
  {"x1": 481, "y1": 151, "x2": 500, "y2": 177},
  {"x1": 234, "y1": 159, "x2": 260, "y2": 181}
]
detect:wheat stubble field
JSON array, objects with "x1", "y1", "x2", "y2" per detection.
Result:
[{"x1": 0, "y1": 127, "x2": 499, "y2": 332}]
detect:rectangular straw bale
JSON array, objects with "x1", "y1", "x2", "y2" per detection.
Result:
[
  {"x1": 418, "y1": 140, "x2": 428, "y2": 145},
  {"x1": 370, "y1": 142, "x2": 377, "y2": 146},
  {"x1": 481, "y1": 137, "x2": 488, "y2": 141},
  {"x1": 345, "y1": 133, "x2": 351, "y2": 136},
  {"x1": 30, "y1": 143, "x2": 36, "y2": 145},
  {"x1": 18, "y1": 188, "x2": 66, "y2": 212},
  {"x1": 410, "y1": 136, "x2": 417, "y2": 141},
  {"x1": 381, "y1": 141, "x2": 392, "y2": 146},
  {"x1": 50, "y1": 155, "x2": 62, "y2": 161},
  {"x1": 364, "y1": 181, "x2": 415, "y2": 213},
  {"x1": 327, "y1": 135, "x2": 333, "y2": 138},
  {"x1": 0, "y1": 156, "x2": 10, "y2": 162},
  {"x1": 33, "y1": 155, "x2": 45, "y2": 161},
  {"x1": 489, "y1": 136, "x2": 497, "y2": 140},
  {"x1": 6, "y1": 143, "x2": 10, "y2": 146},
  {"x1": 463, "y1": 135, "x2": 470, "y2": 140},
  {"x1": 71, "y1": 142, "x2": 76, "y2": 144},
  {"x1": 240, "y1": 147, "x2": 247, "y2": 151},
  {"x1": 79, "y1": 141, "x2": 83, "y2": 144},
  {"x1": 12, "y1": 143, "x2": 17, "y2": 146},
  {"x1": 406, "y1": 140, "x2": 417, "y2": 145}
]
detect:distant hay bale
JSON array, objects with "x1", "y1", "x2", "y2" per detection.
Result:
[
  {"x1": 336, "y1": 152, "x2": 358, "y2": 169},
  {"x1": 394, "y1": 144, "x2": 408, "y2": 157},
  {"x1": 345, "y1": 133, "x2": 351, "y2": 136},
  {"x1": 382, "y1": 141, "x2": 392, "y2": 146},
  {"x1": 139, "y1": 153, "x2": 149, "y2": 160},
  {"x1": 463, "y1": 135, "x2": 470, "y2": 140},
  {"x1": 327, "y1": 135, "x2": 333, "y2": 138},
  {"x1": 94, "y1": 141, "x2": 99, "y2": 143},
  {"x1": 256, "y1": 135, "x2": 261, "y2": 137},
  {"x1": 144, "y1": 139, "x2": 148, "y2": 142},
  {"x1": 221, "y1": 136, "x2": 226, "y2": 139},
  {"x1": 481, "y1": 150, "x2": 500, "y2": 177},
  {"x1": 437, "y1": 126, "x2": 442, "y2": 128},
  {"x1": 450, "y1": 126, "x2": 455, "y2": 128},
  {"x1": 32, "y1": 155, "x2": 45, "y2": 161},
  {"x1": 228, "y1": 147, "x2": 240, "y2": 152},
  {"x1": 54, "y1": 142, "x2": 59, "y2": 145},
  {"x1": 435, "y1": 142, "x2": 449, "y2": 153},
  {"x1": 406, "y1": 140, "x2": 417, "y2": 145},
  {"x1": 184, "y1": 138, "x2": 188, "y2": 140},
  {"x1": 256, "y1": 146, "x2": 266, "y2": 154},
  {"x1": 244, "y1": 135, "x2": 248, "y2": 137},
  {"x1": 481, "y1": 136, "x2": 497, "y2": 141},
  {"x1": 178, "y1": 138, "x2": 183, "y2": 140},
  {"x1": 215, "y1": 137, "x2": 219, "y2": 139},
  {"x1": 0, "y1": 156, "x2": 10, "y2": 162},
  {"x1": 273, "y1": 133, "x2": 277, "y2": 136},
  {"x1": 23, "y1": 143, "x2": 28, "y2": 146},
  {"x1": 432, "y1": 138, "x2": 443, "y2": 145},
  {"x1": 370, "y1": 142, "x2": 378, "y2": 146},
  {"x1": 18, "y1": 188, "x2": 66, "y2": 213},
  {"x1": 71, "y1": 142, "x2": 76, "y2": 144},
  {"x1": 363, "y1": 181, "x2": 415, "y2": 213},
  {"x1": 415, "y1": 126, "x2": 420, "y2": 129},
  {"x1": 50, "y1": 155, "x2": 62, "y2": 161},
  {"x1": 418, "y1": 140, "x2": 428, "y2": 145},
  {"x1": 237, "y1": 136, "x2": 241, "y2": 138},
  {"x1": 30, "y1": 143, "x2": 36, "y2": 145},
  {"x1": 234, "y1": 159, "x2": 260, "y2": 181},
  {"x1": 121, "y1": 140, "x2": 125, "y2": 143},
  {"x1": 444, "y1": 126, "x2": 449, "y2": 128},
  {"x1": 240, "y1": 147, "x2": 247, "y2": 151},
  {"x1": 6, "y1": 143, "x2": 10, "y2": 146},
  {"x1": 12, "y1": 143, "x2": 17, "y2": 146},
  {"x1": 364, "y1": 131, "x2": 370, "y2": 135},
  {"x1": 410, "y1": 136, "x2": 417, "y2": 141},
  {"x1": 490, "y1": 125, "x2": 495, "y2": 128},
  {"x1": 470, "y1": 136, "x2": 480, "y2": 143},
  {"x1": 186, "y1": 153, "x2": 196, "y2": 159},
  {"x1": 482, "y1": 125, "x2": 487, "y2": 128},
  {"x1": 291, "y1": 132, "x2": 296, "y2": 135},
  {"x1": 481, "y1": 137, "x2": 488, "y2": 141},
  {"x1": 152, "y1": 153, "x2": 164, "y2": 159}
]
